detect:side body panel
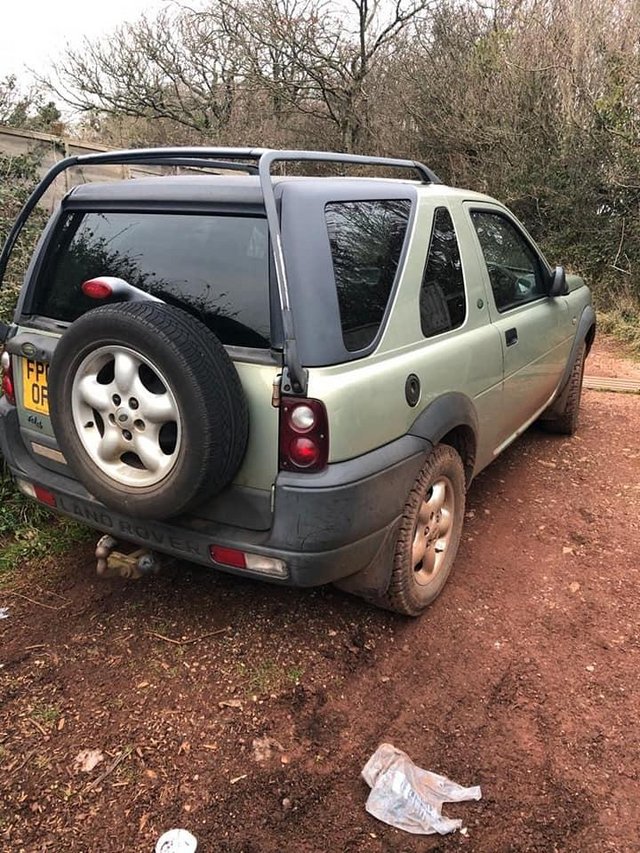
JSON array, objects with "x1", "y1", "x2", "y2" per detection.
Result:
[
  {"x1": 307, "y1": 193, "x2": 505, "y2": 474},
  {"x1": 461, "y1": 201, "x2": 574, "y2": 448}
]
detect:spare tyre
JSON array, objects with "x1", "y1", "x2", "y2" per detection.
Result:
[{"x1": 49, "y1": 302, "x2": 249, "y2": 519}]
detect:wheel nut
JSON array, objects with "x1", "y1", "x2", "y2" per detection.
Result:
[
  {"x1": 112, "y1": 394, "x2": 121, "y2": 405},
  {"x1": 123, "y1": 429, "x2": 132, "y2": 441},
  {"x1": 129, "y1": 398, "x2": 139, "y2": 410},
  {"x1": 134, "y1": 419, "x2": 145, "y2": 431}
]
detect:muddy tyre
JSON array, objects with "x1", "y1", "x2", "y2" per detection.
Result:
[
  {"x1": 49, "y1": 302, "x2": 248, "y2": 519},
  {"x1": 381, "y1": 444, "x2": 466, "y2": 616},
  {"x1": 542, "y1": 343, "x2": 586, "y2": 436}
]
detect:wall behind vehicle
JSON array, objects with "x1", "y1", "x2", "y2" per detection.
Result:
[{"x1": 0, "y1": 124, "x2": 164, "y2": 211}]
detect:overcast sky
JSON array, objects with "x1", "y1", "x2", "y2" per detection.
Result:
[{"x1": 0, "y1": 0, "x2": 169, "y2": 82}]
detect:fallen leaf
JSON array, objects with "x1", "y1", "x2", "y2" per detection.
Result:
[
  {"x1": 73, "y1": 749, "x2": 104, "y2": 773},
  {"x1": 252, "y1": 736, "x2": 283, "y2": 763}
]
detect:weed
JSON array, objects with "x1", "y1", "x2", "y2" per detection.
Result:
[
  {"x1": 597, "y1": 309, "x2": 640, "y2": 358},
  {"x1": 31, "y1": 703, "x2": 61, "y2": 726},
  {"x1": 247, "y1": 660, "x2": 280, "y2": 693},
  {"x1": 115, "y1": 761, "x2": 136, "y2": 784},
  {"x1": 151, "y1": 619, "x2": 175, "y2": 635},
  {"x1": 0, "y1": 469, "x2": 50, "y2": 537},
  {"x1": 287, "y1": 666, "x2": 304, "y2": 685},
  {"x1": 33, "y1": 753, "x2": 52, "y2": 771},
  {"x1": 0, "y1": 465, "x2": 89, "y2": 582},
  {"x1": 239, "y1": 659, "x2": 304, "y2": 694}
]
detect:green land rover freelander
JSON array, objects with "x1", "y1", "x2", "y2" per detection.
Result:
[{"x1": 0, "y1": 148, "x2": 595, "y2": 615}]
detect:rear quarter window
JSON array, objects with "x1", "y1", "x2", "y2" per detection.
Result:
[
  {"x1": 34, "y1": 211, "x2": 271, "y2": 348},
  {"x1": 325, "y1": 199, "x2": 411, "y2": 351}
]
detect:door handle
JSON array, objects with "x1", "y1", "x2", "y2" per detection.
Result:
[{"x1": 505, "y1": 327, "x2": 518, "y2": 347}]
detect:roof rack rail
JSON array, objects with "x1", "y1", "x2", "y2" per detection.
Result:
[{"x1": 0, "y1": 147, "x2": 442, "y2": 394}]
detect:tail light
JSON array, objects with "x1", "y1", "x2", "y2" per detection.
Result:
[
  {"x1": 82, "y1": 277, "x2": 114, "y2": 300},
  {"x1": 279, "y1": 397, "x2": 329, "y2": 472},
  {"x1": 1, "y1": 350, "x2": 15, "y2": 405}
]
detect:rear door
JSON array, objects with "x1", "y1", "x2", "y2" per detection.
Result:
[
  {"x1": 17, "y1": 206, "x2": 280, "y2": 524},
  {"x1": 465, "y1": 204, "x2": 571, "y2": 446}
]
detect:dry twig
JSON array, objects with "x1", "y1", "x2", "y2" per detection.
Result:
[
  {"x1": 86, "y1": 746, "x2": 134, "y2": 790},
  {"x1": 145, "y1": 627, "x2": 228, "y2": 646},
  {"x1": 27, "y1": 717, "x2": 48, "y2": 737},
  {"x1": 3, "y1": 591, "x2": 65, "y2": 610}
]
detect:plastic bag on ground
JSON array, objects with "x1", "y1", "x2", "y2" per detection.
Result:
[
  {"x1": 155, "y1": 829, "x2": 198, "y2": 853},
  {"x1": 362, "y1": 742, "x2": 482, "y2": 835}
]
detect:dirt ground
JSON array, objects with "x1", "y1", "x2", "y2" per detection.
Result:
[{"x1": 1, "y1": 338, "x2": 639, "y2": 853}]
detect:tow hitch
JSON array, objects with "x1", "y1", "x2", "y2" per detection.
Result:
[{"x1": 95, "y1": 534, "x2": 161, "y2": 579}]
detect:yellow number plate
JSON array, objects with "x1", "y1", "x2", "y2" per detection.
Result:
[{"x1": 21, "y1": 358, "x2": 50, "y2": 415}]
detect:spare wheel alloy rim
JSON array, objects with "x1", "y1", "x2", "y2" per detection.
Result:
[
  {"x1": 71, "y1": 344, "x2": 183, "y2": 488},
  {"x1": 412, "y1": 475, "x2": 455, "y2": 585}
]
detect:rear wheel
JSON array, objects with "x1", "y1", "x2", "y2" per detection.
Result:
[{"x1": 382, "y1": 444, "x2": 466, "y2": 616}]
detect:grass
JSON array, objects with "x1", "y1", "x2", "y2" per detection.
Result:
[
  {"x1": 237, "y1": 659, "x2": 305, "y2": 695},
  {"x1": 0, "y1": 465, "x2": 89, "y2": 581},
  {"x1": 31, "y1": 702, "x2": 62, "y2": 726},
  {"x1": 597, "y1": 308, "x2": 640, "y2": 358}
]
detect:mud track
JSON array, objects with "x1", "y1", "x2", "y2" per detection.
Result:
[{"x1": 1, "y1": 339, "x2": 639, "y2": 852}]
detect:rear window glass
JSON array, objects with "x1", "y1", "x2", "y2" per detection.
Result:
[
  {"x1": 325, "y1": 199, "x2": 411, "y2": 351},
  {"x1": 35, "y1": 212, "x2": 271, "y2": 348}
]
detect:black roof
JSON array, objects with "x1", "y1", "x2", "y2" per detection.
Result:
[{"x1": 66, "y1": 174, "x2": 420, "y2": 206}]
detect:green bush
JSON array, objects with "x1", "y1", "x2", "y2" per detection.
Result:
[
  {"x1": 0, "y1": 152, "x2": 89, "y2": 575},
  {"x1": 0, "y1": 151, "x2": 47, "y2": 324}
]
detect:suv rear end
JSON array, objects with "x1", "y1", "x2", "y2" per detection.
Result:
[{"x1": 0, "y1": 149, "x2": 433, "y2": 597}]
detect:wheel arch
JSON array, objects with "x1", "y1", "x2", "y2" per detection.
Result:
[
  {"x1": 543, "y1": 304, "x2": 596, "y2": 421},
  {"x1": 408, "y1": 392, "x2": 478, "y2": 487}
]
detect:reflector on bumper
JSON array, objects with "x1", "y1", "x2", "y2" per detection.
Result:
[{"x1": 209, "y1": 545, "x2": 288, "y2": 578}]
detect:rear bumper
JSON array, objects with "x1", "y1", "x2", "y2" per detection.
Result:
[{"x1": 0, "y1": 400, "x2": 429, "y2": 588}]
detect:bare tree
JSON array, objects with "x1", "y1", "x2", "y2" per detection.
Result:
[
  {"x1": 225, "y1": 0, "x2": 436, "y2": 150},
  {"x1": 48, "y1": 4, "x2": 241, "y2": 140},
  {"x1": 49, "y1": 0, "x2": 434, "y2": 151},
  {"x1": 39, "y1": 0, "x2": 640, "y2": 318}
]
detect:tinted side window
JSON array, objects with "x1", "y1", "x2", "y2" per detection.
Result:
[
  {"x1": 36, "y1": 212, "x2": 271, "y2": 348},
  {"x1": 325, "y1": 199, "x2": 411, "y2": 351},
  {"x1": 470, "y1": 211, "x2": 547, "y2": 312},
  {"x1": 420, "y1": 207, "x2": 466, "y2": 338}
]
